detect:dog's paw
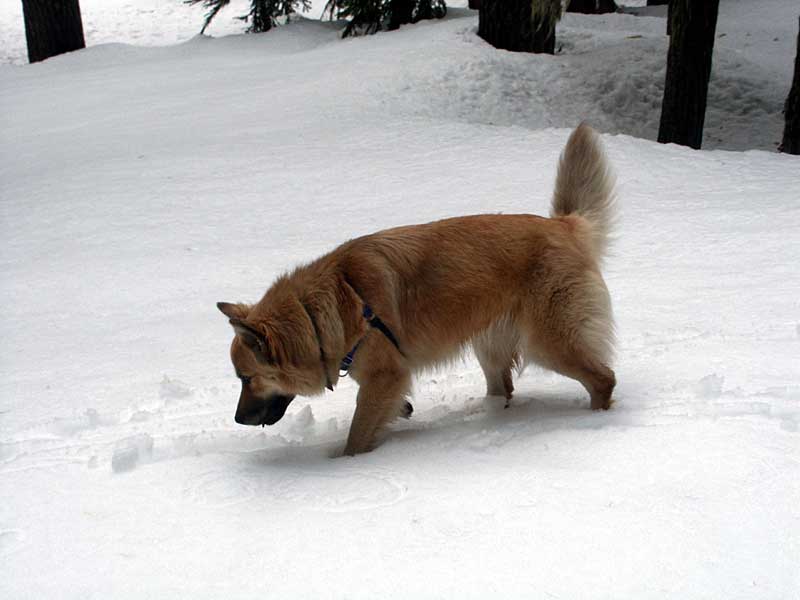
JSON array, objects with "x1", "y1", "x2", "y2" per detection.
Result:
[
  {"x1": 401, "y1": 401, "x2": 414, "y2": 419},
  {"x1": 591, "y1": 397, "x2": 615, "y2": 410}
]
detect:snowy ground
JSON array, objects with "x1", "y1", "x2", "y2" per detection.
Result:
[{"x1": 1, "y1": 1, "x2": 799, "y2": 598}]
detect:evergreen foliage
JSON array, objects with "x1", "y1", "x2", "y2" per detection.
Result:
[
  {"x1": 186, "y1": 0, "x2": 444, "y2": 38},
  {"x1": 324, "y1": 0, "x2": 446, "y2": 38},
  {"x1": 531, "y1": 0, "x2": 562, "y2": 31},
  {"x1": 533, "y1": 0, "x2": 562, "y2": 53},
  {"x1": 185, "y1": 0, "x2": 310, "y2": 35}
]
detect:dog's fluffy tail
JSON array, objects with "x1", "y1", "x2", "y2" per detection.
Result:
[{"x1": 550, "y1": 123, "x2": 616, "y2": 259}]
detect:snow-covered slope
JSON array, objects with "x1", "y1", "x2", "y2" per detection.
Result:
[
  {"x1": 2, "y1": 0, "x2": 797, "y2": 150},
  {"x1": 1, "y1": 2, "x2": 798, "y2": 599}
]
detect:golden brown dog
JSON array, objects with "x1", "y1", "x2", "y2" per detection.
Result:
[{"x1": 218, "y1": 123, "x2": 617, "y2": 455}]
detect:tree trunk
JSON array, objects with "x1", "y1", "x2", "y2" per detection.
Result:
[
  {"x1": 657, "y1": 0, "x2": 720, "y2": 149},
  {"x1": 479, "y1": 0, "x2": 531, "y2": 52},
  {"x1": 388, "y1": 0, "x2": 414, "y2": 29},
  {"x1": 479, "y1": 0, "x2": 556, "y2": 54},
  {"x1": 779, "y1": 17, "x2": 800, "y2": 154},
  {"x1": 23, "y1": 0, "x2": 85, "y2": 64},
  {"x1": 667, "y1": 0, "x2": 672, "y2": 36},
  {"x1": 566, "y1": 0, "x2": 617, "y2": 15}
]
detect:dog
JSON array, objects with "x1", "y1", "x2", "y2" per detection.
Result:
[{"x1": 217, "y1": 123, "x2": 617, "y2": 455}]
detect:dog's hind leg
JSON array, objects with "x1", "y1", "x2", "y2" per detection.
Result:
[
  {"x1": 524, "y1": 273, "x2": 616, "y2": 410},
  {"x1": 400, "y1": 400, "x2": 414, "y2": 419},
  {"x1": 473, "y1": 321, "x2": 520, "y2": 403},
  {"x1": 560, "y1": 358, "x2": 616, "y2": 410},
  {"x1": 585, "y1": 364, "x2": 616, "y2": 410},
  {"x1": 527, "y1": 334, "x2": 616, "y2": 410},
  {"x1": 344, "y1": 368, "x2": 412, "y2": 455}
]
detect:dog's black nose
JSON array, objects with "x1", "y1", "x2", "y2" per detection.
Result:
[
  {"x1": 234, "y1": 408, "x2": 262, "y2": 426},
  {"x1": 261, "y1": 394, "x2": 295, "y2": 425},
  {"x1": 235, "y1": 394, "x2": 295, "y2": 426}
]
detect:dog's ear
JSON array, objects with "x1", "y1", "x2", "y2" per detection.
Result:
[
  {"x1": 229, "y1": 318, "x2": 274, "y2": 364},
  {"x1": 218, "y1": 303, "x2": 275, "y2": 363},
  {"x1": 217, "y1": 302, "x2": 250, "y2": 321}
]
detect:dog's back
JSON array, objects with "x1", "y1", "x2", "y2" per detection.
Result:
[{"x1": 339, "y1": 124, "x2": 616, "y2": 383}]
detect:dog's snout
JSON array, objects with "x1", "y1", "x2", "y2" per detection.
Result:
[
  {"x1": 235, "y1": 393, "x2": 295, "y2": 426},
  {"x1": 234, "y1": 408, "x2": 260, "y2": 426}
]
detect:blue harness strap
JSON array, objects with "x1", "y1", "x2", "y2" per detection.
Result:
[
  {"x1": 339, "y1": 341, "x2": 360, "y2": 375},
  {"x1": 339, "y1": 304, "x2": 403, "y2": 376},
  {"x1": 362, "y1": 305, "x2": 402, "y2": 352}
]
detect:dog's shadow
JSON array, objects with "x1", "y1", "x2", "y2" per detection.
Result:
[
  {"x1": 243, "y1": 389, "x2": 626, "y2": 469},
  {"x1": 389, "y1": 390, "x2": 623, "y2": 447}
]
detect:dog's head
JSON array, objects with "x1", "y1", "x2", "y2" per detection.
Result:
[{"x1": 217, "y1": 300, "x2": 328, "y2": 427}]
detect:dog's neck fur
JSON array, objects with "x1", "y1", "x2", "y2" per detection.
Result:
[
  {"x1": 248, "y1": 264, "x2": 369, "y2": 392},
  {"x1": 299, "y1": 299, "x2": 335, "y2": 391}
]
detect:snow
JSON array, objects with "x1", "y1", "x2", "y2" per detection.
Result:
[
  {"x1": 0, "y1": 0, "x2": 253, "y2": 64},
  {"x1": 1, "y1": 1, "x2": 799, "y2": 598}
]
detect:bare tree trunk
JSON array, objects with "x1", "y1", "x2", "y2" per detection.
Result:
[
  {"x1": 566, "y1": 0, "x2": 617, "y2": 15},
  {"x1": 657, "y1": 0, "x2": 720, "y2": 149},
  {"x1": 779, "y1": 18, "x2": 800, "y2": 154},
  {"x1": 479, "y1": 0, "x2": 556, "y2": 54},
  {"x1": 23, "y1": 0, "x2": 86, "y2": 64},
  {"x1": 479, "y1": 0, "x2": 532, "y2": 52},
  {"x1": 388, "y1": 0, "x2": 414, "y2": 29},
  {"x1": 667, "y1": 0, "x2": 672, "y2": 36}
]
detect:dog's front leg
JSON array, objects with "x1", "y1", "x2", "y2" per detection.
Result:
[{"x1": 344, "y1": 369, "x2": 411, "y2": 456}]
